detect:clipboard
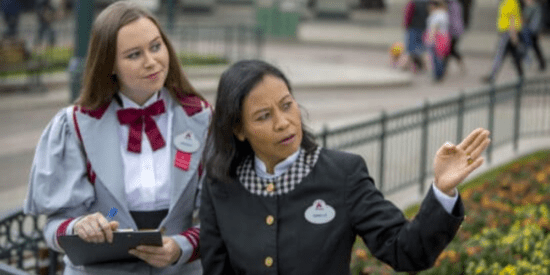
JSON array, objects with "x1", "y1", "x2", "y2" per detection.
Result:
[{"x1": 58, "y1": 231, "x2": 163, "y2": 266}]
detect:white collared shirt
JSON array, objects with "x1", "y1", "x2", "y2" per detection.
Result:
[
  {"x1": 254, "y1": 149, "x2": 301, "y2": 180},
  {"x1": 117, "y1": 89, "x2": 172, "y2": 211}
]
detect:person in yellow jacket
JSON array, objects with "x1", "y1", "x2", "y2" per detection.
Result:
[{"x1": 482, "y1": 0, "x2": 524, "y2": 83}]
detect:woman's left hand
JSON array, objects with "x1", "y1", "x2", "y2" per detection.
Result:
[
  {"x1": 129, "y1": 237, "x2": 182, "y2": 268},
  {"x1": 433, "y1": 128, "x2": 491, "y2": 196}
]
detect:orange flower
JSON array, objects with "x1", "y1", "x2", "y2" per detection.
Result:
[
  {"x1": 538, "y1": 217, "x2": 550, "y2": 230},
  {"x1": 355, "y1": 249, "x2": 369, "y2": 260},
  {"x1": 447, "y1": 250, "x2": 460, "y2": 263},
  {"x1": 536, "y1": 172, "x2": 546, "y2": 183},
  {"x1": 466, "y1": 246, "x2": 482, "y2": 256}
]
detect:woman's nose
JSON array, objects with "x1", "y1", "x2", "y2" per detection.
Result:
[
  {"x1": 273, "y1": 111, "x2": 290, "y2": 131},
  {"x1": 143, "y1": 51, "x2": 156, "y2": 68}
]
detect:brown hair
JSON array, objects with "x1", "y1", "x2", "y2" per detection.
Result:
[{"x1": 76, "y1": 1, "x2": 204, "y2": 109}]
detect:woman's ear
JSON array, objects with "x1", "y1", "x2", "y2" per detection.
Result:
[{"x1": 233, "y1": 127, "x2": 246, "y2": 142}]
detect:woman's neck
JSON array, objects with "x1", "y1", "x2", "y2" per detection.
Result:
[{"x1": 120, "y1": 89, "x2": 159, "y2": 106}]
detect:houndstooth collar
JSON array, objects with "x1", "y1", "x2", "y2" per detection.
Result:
[{"x1": 237, "y1": 146, "x2": 322, "y2": 196}]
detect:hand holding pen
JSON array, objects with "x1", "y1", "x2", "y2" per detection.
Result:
[{"x1": 73, "y1": 207, "x2": 120, "y2": 244}]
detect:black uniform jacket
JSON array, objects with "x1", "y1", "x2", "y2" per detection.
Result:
[{"x1": 200, "y1": 148, "x2": 464, "y2": 275}]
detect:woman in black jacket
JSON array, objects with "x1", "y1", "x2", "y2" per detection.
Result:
[{"x1": 200, "y1": 60, "x2": 490, "y2": 274}]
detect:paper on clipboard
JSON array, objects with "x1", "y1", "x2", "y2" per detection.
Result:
[{"x1": 58, "y1": 231, "x2": 162, "y2": 266}]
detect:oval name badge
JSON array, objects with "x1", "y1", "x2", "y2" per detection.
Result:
[
  {"x1": 174, "y1": 131, "x2": 200, "y2": 153},
  {"x1": 304, "y1": 199, "x2": 335, "y2": 224}
]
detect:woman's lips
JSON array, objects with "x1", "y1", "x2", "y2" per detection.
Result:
[
  {"x1": 146, "y1": 71, "x2": 160, "y2": 80},
  {"x1": 280, "y1": 134, "x2": 296, "y2": 145}
]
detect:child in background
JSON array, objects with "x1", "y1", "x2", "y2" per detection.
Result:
[
  {"x1": 389, "y1": 42, "x2": 411, "y2": 70},
  {"x1": 425, "y1": 0, "x2": 451, "y2": 82}
]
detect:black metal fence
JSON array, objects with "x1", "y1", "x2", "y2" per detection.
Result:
[
  {"x1": 316, "y1": 77, "x2": 550, "y2": 195},
  {"x1": 1, "y1": 77, "x2": 550, "y2": 274},
  {"x1": 169, "y1": 23, "x2": 264, "y2": 63},
  {"x1": 0, "y1": 209, "x2": 60, "y2": 275}
]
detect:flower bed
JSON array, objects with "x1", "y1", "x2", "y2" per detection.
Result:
[{"x1": 350, "y1": 150, "x2": 550, "y2": 275}]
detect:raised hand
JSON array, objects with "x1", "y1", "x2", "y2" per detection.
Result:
[{"x1": 433, "y1": 128, "x2": 491, "y2": 196}]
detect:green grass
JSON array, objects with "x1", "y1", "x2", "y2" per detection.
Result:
[{"x1": 0, "y1": 46, "x2": 228, "y2": 79}]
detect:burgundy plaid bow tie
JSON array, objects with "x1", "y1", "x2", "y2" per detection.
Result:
[{"x1": 116, "y1": 100, "x2": 166, "y2": 153}]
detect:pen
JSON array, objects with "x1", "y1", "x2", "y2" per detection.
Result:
[{"x1": 106, "y1": 207, "x2": 118, "y2": 220}]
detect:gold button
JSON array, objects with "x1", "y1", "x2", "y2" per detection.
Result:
[
  {"x1": 266, "y1": 215, "x2": 274, "y2": 225},
  {"x1": 266, "y1": 183, "x2": 275, "y2": 193},
  {"x1": 265, "y1": 256, "x2": 273, "y2": 267}
]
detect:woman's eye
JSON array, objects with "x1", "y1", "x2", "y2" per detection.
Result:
[
  {"x1": 257, "y1": 113, "x2": 270, "y2": 121},
  {"x1": 282, "y1": 102, "x2": 292, "y2": 110},
  {"x1": 151, "y1": 43, "x2": 161, "y2": 52},
  {"x1": 127, "y1": 51, "x2": 140, "y2": 59}
]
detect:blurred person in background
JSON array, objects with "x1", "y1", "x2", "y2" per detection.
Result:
[
  {"x1": 481, "y1": 0, "x2": 523, "y2": 83},
  {"x1": 403, "y1": 0, "x2": 429, "y2": 73},
  {"x1": 425, "y1": 0, "x2": 451, "y2": 82},
  {"x1": 445, "y1": 0, "x2": 466, "y2": 75},
  {"x1": 34, "y1": 0, "x2": 59, "y2": 51},
  {"x1": 1, "y1": 0, "x2": 21, "y2": 38},
  {"x1": 520, "y1": 0, "x2": 546, "y2": 72}
]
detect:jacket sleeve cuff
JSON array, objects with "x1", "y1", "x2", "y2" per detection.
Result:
[
  {"x1": 431, "y1": 183, "x2": 459, "y2": 215},
  {"x1": 65, "y1": 216, "x2": 84, "y2": 235},
  {"x1": 172, "y1": 227, "x2": 201, "y2": 264},
  {"x1": 55, "y1": 217, "x2": 75, "y2": 250}
]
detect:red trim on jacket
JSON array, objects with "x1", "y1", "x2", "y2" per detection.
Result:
[
  {"x1": 79, "y1": 103, "x2": 110, "y2": 119},
  {"x1": 180, "y1": 227, "x2": 201, "y2": 262},
  {"x1": 177, "y1": 94, "x2": 210, "y2": 117},
  {"x1": 73, "y1": 106, "x2": 96, "y2": 185},
  {"x1": 56, "y1": 218, "x2": 75, "y2": 241}
]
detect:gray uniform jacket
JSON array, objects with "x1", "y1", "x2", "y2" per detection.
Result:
[
  {"x1": 200, "y1": 148, "x2": 464, "y2": 274},
  {"x1": 24, "y1": 90, "x2": 211, "y2": 275}
]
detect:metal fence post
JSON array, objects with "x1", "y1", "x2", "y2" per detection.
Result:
[
  {"x1": 255, "y1": 27, "x2": 264, "y2": 59},
  {"x1": 69, "y1": 0, "x2": 95, "y2": 103},
  {"x1": 513, "y1": 81, "x2": 522, "y2": 152},
  {"x1": 321, "y1": 124, "x2": 328, "y2": 148},
  {"x1": 224, "y1": 26, "x2": 232, "y2": 61},
  {"x1": 167, "y1": 0, "x2": 175, "y2": 34},
  {"x1": 457, "y1": 92, "x2": 465, "y2": 144},
  {"x1": 238, "y1": 25, "x2": 245, "y2": 60},
  {"x1": 49, "y1": 250, "x2": 58, "y2": 275},
  {"x1": 487, "y1": 87, "x2": 495, "y2": 164},
  {"x1": 419, "y1": 101, "x2": 430, "y2": 196},
  {"x1": 379, "y1": 111, "x2": 387, "y2": 193}
]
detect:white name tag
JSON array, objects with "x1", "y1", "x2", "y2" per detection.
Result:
[
  {"x1": 304, "y1": 199, "x2": 335, "y2": 224},
  {"x1": 174, "y1": 131, "x2": 200, "y2": 153}
]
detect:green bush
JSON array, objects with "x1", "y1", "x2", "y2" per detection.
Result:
[
  {"x1": 0, "y1": 46, "x2": 228, "y2": 78},
  {"x1": 350, "y1": 150, "x2": 550, "y2": 275}
]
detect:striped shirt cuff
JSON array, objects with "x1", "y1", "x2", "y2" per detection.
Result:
[
  {"x1": 180, "y1": 227, "x2": 200, "y2": 262},
  {"x1": 56, "y1": 218, "x2": 75, "y2": 249}
]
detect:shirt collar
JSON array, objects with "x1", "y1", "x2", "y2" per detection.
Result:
[
  {"x1": 254, "y1": 149, "x2": 301, "y2": 180},
  {"x1": 118, "y1": 90, "x2": 163, "y2": 109}
]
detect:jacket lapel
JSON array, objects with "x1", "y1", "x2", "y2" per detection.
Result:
[
  {"x1": 168, "y1": 99, "x2": 193, "y2": 213},
  {"x1": 167, "y1": 96, "x2": 208, "y2": 214},
  {"x1": 75, "y1": 102, "x2": 130, "y2": 216}
]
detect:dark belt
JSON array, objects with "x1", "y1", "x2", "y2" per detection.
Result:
[{"x1": 129, "y1": 209, "x2": 168, "y2": 230}]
